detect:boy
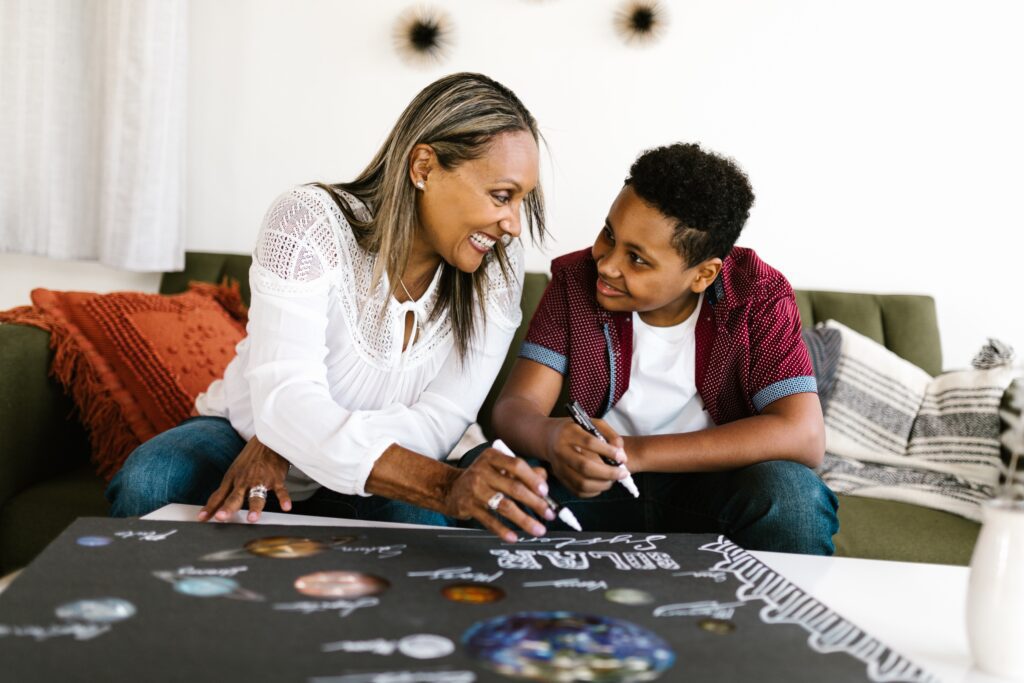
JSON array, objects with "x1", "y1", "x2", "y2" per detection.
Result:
[{"x1": 491, "y1": 143, "x2": 838, "y2": 554}]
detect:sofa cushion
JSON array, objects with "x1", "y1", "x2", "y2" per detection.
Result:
[
  {"x1": 813, "y1": 324, "x2": 1015, "y2": 524},
  {"x1": 834, "y1": 494, "x2": 980, "y2": 565},
  {"x1": 815, "y1": 320, "x2": 932, "y2": 464},
  {"x1": 901, "y1": 363, "x2": 1017, "y2": 521},
  {"x1": 0, "y1": 463, "x2": 108, "y2": 575},
  {"x1": 794, "y1": 290, "x2": 941, "y2": 375},
  {"x1": 0, "y1": 322, "x2": 91, "y2": 511},
  {"x1": 22, "y1": 283, "x2": 248, "y2": 480}
]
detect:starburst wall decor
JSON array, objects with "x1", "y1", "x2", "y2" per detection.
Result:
[
  {"x1": 391, "y1": 2, "x2": 671, "y2": 68},
  {"x1": 614, "y1": 0, "x2": 668, "y2": 45},
  {"x1": 393, "y1": 5, "x2": 454, "y2": 65}
]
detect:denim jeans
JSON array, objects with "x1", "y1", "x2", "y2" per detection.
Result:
[
  {"x1": 458, "y1": 443, "x2": 839, "y2": 555},
  {"x1": 105, "y1": 416, "x2": 452, "y2": 527}
]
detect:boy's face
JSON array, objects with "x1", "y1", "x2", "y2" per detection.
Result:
[{"x1": 591, "y1": 185, "x2": 721, "y2": 327}]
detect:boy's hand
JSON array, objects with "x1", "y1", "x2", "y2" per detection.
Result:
[{"x1": 545, "y1": 417, "x2": 628, "y2": 498}]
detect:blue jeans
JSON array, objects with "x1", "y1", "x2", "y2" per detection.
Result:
[
  {"x1": 458, "y1": 443, "x2": 839, "y2": 555},
  {"x1": 105, "y1": 416, "x2": 452, "y2": 527}
]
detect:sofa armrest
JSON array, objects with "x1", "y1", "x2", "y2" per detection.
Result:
[{"x1": 0, "y1": 323, "x2": 91, "y2": 512}]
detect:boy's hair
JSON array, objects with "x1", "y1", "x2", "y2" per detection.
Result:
[{"x1": 625, "y1": 143, "x2": 754, "y2": 268}]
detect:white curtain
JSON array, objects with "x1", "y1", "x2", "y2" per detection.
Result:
[{"x1": 0, "y1": 0, "x2": 187, "y2": 271}]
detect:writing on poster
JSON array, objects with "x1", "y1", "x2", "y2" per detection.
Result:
[
  {"x1": 114, "y1": 530, "x2": 178, "y2": 542},
  {"x1": 176, "y1": 565, "x2": 248, "y2": 577},
  {"x1": 653, "y1": 600, "x2": 746, "y2": 619},
  {"x1": 672, "y1": 570, "x2": 729, "y2": 582},
  {"x1": 333, "y1": 544, "x2": 406, "y2": 560},
  {"x1": 490, "y1": 549, "x2": 679, "y2": 571},
  {"x1": 407, "y1": 567, "x2": 503, "y2": 583},
  {"x1": 522, "y1": 578, "x2": 609, "y2": 592},
  {"x1": 0, "y1": 623, "x2": 111, "y2": 642},
  {"x1": 309, "y1": 672, "x2": 475, "y2": 683},
  {"x1": 322, "y1": 634, "x2": 455, "y2": 660},
  {"x1": 274, "y1": 597, "x2": 379, "y2": 618},
  {"x1": 515, "y1": 534, "x2": 668, "y2": 551}
]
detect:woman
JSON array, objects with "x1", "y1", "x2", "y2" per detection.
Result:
[{"x1": 106, "y1": 73, "x2": 555, "y2": 543}]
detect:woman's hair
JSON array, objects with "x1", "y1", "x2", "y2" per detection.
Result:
[
  {"x1": 315, "y1": 72, "x2": 546, "y2": 359},
  {"x1": 625, "y1": 143, "x2": 754, "y2": 268}
]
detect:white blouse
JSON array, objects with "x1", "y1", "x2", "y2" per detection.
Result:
[{"x1": 196, "y1": 186, "x2": 524, "y2": 499}]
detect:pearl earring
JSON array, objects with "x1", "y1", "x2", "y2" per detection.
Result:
[{"x1": 416, "y1": 181, "x2": 425, "y2": 190}]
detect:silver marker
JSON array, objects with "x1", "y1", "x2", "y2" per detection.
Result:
[{"x1": 492, "y1": 439, "x2": 583, "y2": 532}]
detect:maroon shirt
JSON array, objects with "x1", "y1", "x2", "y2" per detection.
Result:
[{"x1": 520, "y1": 246, "x2": 816, "y2": 424}]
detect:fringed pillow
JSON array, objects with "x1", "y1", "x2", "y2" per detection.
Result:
[{"x1": 0, "y1": 282, "x2": 247, "y2": 480}]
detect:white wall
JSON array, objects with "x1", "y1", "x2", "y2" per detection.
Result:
[{"x1": 2, "y1": 0, "x2": 1022, "y2": 369}]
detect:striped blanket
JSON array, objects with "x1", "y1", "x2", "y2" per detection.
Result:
[{"x1": 806, "y1": 321, "x2": 1017, "y2": 522}]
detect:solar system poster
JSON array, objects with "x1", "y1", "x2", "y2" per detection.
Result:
[{"x1": 0, "y1": 518, "x2": 934, "y2": 682}]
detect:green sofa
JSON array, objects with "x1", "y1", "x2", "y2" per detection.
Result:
[{"x1": 0, "y1": 252, "x2": 983, "y2": 574}]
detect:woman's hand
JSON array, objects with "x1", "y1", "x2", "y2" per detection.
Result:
[
  {"x1": 545, "y1": 417, "x2": 627, "y2": 498},
  {"x1": 445, "y1": 447, "x2": 556, "y2": 543},
  {"x1": 198, "y1": 436, "x2": 292, "y2": 523}
]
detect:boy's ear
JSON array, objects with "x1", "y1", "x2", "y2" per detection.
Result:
[
  {"x1": 408, "y1": 143, "x2": 436, "y2": 187},
  {"x1": 690, "y1": 258, "x2": 723, "y2": 293}
]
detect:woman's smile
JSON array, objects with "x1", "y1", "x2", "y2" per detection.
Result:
[{"x1": 468, "y1": 231, "x2": 498, "y2": 253}]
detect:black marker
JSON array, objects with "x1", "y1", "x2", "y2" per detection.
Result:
[{"x1": 565, "y1": 400, "x2": 640, "y2": 498}]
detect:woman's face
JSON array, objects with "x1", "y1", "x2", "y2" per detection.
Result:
[{"x1": 413, "y1": 130, "x2": 539, "y2": 274}]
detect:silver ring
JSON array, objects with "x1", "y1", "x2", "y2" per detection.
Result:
[
  {"x1": 248, "y1": 485, "x2": 268, "y2": 500},
  {"x1": 486, "y1": 492, "x2": 505, "y2": 511}
]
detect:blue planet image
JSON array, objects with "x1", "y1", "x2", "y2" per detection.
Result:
[
  {"x1": 76, "y1": 536, "x2": 114, "y2": 547},
  {"x1": 463, "y1": 611, "x2": 675, "y2": 682},
  {"x1": 174, "y1": 577, "x2": 239, "y2": 598},
  {"x1": 55, "y1": 598, "x2": 136, "y2": 623}
]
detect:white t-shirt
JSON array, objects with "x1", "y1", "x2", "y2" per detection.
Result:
[
  {"x1": 603, "y1": 292, "x2": 715, "y2": 437},
  {"x1": 196, "y1": 186, "x2": 524, "y2": 499}
]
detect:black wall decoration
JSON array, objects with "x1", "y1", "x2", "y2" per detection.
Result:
[
  {"x1": 615, "y1": 0, "x2": 668, "y2": 45},
  {"x1": 393, "y1": 5, "x2": 454, "y2": 64}
]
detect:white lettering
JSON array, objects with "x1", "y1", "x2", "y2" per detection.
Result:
[
  {"x1": 114, "y1": 530, "x2": 178, "y2": 542},
  {"x1": 274, "y1": 597, "x2": 379, "y2": 618},
  {"x1": 489, "y1": 550, "x2": 543, "y2": 570},
  {"x1": 0, "y1": 623, "x2": 111, "y2": 641},
  {"x1": 522, "y1": 578, "x2": 609, "y2": 592},
  {"x1": 653, "y1": 600, "x2": 745, "y2": 618},
  {"x1": 176, "y1": 565, "x2": 248, "y2": 577},
  {"x1": 406, "y1": 567, "x2": 503, "y2": 583}
]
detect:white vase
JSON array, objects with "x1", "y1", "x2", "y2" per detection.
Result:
[{"x1": 967, "y1": 498, "x2": 1024, "y2": 679}]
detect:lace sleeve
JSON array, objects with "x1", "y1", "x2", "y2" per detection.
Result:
[
  {"x1": 251, "y1": 187, "x2": 343, "y2": 295},
  {"x1": 483, "y1": 237, "x2": 526, "y2": 331}
]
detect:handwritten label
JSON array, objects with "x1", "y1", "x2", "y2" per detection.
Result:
[
  {"x1": 274, "y1": 597, "x2": 379, "y2": 618},
  {"x1": 490, "y1": 549, "x2": 679, "y2": 571},
  {"x1": 0, "y1": 623, "x2": 111, "y2": 642},
  {"x1": 322, "y1": 634, "x2": 455, "y2": 660},
  {"x1": 673, "y1": 570, "x2": 729, "y2": 582},
  {"x1": 114, "y1": 530, "x2": 177, "y2": 542},
  {"x1": 514, "y1": 534, "x2": 666, "y2": 551},
  {"x1": 323, "y1": 638, "x2": 398, "y2": 655},
  {"x1": 407, "y1": 567, "x2": 503, "y2": 583},
  {"x1": 653, "y1": 600, "x2": 745, "y2": 619},
  {"x1": 333, "y1": 545, "x2": 406, "y2": 560},
  {"x1": 522, "y1": 578, "x2": 609, "y2": 592},
  {"x1": 309, "y1": 672, "x2": 475, "y2": 683},
  {"x1": 176, "y1": 565, "x2": 248, "y2": 577}
]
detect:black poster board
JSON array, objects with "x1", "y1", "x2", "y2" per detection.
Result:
[{"x1": 0, "y1": 518, "x2": 933, "y2": 682}]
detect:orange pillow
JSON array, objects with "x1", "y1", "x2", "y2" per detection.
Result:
[{"x1": 24, "y1": 283, "x2": 247, "y2": 480}]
